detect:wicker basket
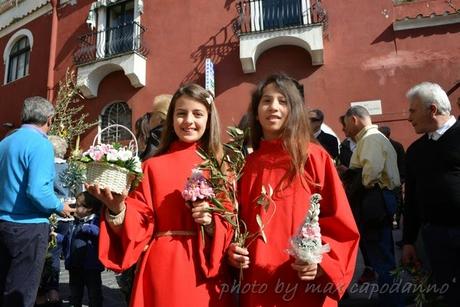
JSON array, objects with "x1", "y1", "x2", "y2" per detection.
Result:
[
  {"x1": 86, "y1": 162, "x2": 133, "y2": 194},
  {"x1": 85, "y1": 124, "x2": 138, "y2": 194}
]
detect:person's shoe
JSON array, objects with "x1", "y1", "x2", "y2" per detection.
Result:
[
  {"x1": 357, "y1": 267, "x2": 377, "y2": 284},
  {"x1": 35, "y1": 293, "x2": 47, "y2": 307},
  {"x1": 45, "y1": 290, "x2": 61, "y2": 307}
]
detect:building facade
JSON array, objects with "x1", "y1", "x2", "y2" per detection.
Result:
[{"x1": 0, "y1": 0, "x2": 459, "y2": 148}]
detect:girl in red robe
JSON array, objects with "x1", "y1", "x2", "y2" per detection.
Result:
[
  {"x1": 228, "y1": 74, "x2": 360, "y2": 306},
  {"x1": 87, "y1": 84, "x2": 233, "y2": 307}
]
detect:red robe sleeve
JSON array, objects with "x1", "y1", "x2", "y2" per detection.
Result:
[
  {"x1": 194, "y1": 168, "x2": 235, "y2": 278},
  {"x1": 196, "y1": 211, "x2": 234, "y2": 278},
  {"x1": 315, "y1": 152, "x2": 360, "y2": 300},
  {"x1": 98, "y1": 164, "x2": 155, "y2": 272}
]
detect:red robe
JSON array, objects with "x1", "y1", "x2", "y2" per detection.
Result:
[
  {"x1": 99, "y1": 141, "x2": 233, "y2": 307},
  {"x1": 238, "y1": 140, "x2": 359, "y2": 307}
]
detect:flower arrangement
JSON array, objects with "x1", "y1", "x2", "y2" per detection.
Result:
[
  {"x1": 182, "y1": 168, "x2": 216, "y2": 242},
  {"x1": 79, "y1": 143, "x2": 143, "y2": 193},
  {"x1": 287, "y1": 193, "x2": 330, "y2": 264},
  {"x1": 182, "y1": 169, "x2": 215, "y2": 202}
]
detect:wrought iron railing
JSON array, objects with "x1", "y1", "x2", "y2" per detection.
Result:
[
  {"x1": 74, "y1": 21, "x2": 148, "y2": 65},
  {"x1": 235, "y1": 0, "x2": 326, "y2": 35}
]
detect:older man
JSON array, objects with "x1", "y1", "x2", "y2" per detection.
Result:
[
  {"x1": 0, "y1": 97, "x2": 75, "y2": 307},
  {"x1": 343, "y1": 105, "x2": 403, "y2": 306},
  {"x1": 403, "y1": 82, "x2": 460, "y2": 306}
]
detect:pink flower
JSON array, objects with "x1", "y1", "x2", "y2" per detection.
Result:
[
  {"x1": 182, "y1": 169, "x2": 214, "y2": 202},
  {"x1": 301, "y1": 225, "x2": 321, "y2": 240},
  {"x1": 89, "y1": 149, "x2": 104, "y2": 161}
]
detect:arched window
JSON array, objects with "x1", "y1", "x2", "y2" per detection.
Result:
[
  {"x1": 7, "y1": 36, "x2": 30, "y2": 83},
  {"x1": 100, "y1": 101, "x2": 132, "y2": 143}
]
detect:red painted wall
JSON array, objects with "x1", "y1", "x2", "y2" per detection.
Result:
[
  {"x1": 1, "y1": 0, "x2": 460, "y2": 149},
  {"x1": 0, "y1": 13, "x2": 52, "y2": 134}
]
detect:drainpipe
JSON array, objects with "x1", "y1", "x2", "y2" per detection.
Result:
[{"x1": 46, "y1": 0, "x2": 59, "y2": 102}]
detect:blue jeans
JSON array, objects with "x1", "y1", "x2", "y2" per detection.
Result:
[
  {"x1": 0, "y1": 221, "x2": 49, "y2": 307},
  {"x1": 361, "y1": 225, "x2": 405, "y2": 307},
  {"x1": 382, "y1": 189, "x2": 398, "y2": 217}
]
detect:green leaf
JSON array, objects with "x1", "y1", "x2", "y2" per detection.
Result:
[
  {"x1": 256, "y1": 195, "x2": 266, "y2": 206},
  {"x1": 263, "y1": 200, "x2": 270, "y2": 212},
  {"x1": 268, "y1": 184, "x2": 274, "y2": 197},
  {"x1": 256, "y1": 214, "x2": 267, "y2": 243},
  {"x1": 256, "y1": 214, "x2": 263, "y2": 228},
  {"x1": 210, "y1": 197, "x2": 225, "y2": 210},
  {"x1": 260, "y1": 230, "x2": 267, "y2": 244},
  {"x1": 196, "y1": 149, "x2": 208, "y2": 160}
]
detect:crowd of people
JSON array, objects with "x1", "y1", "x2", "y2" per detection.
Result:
[{"x1": 0, "y1": 76, "x2": 459, "y2": 307}]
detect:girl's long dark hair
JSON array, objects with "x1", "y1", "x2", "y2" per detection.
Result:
[
  {"x1": 155, "y1": 83, "x2": 223, "y2": 159},
  {"x1": 248, "y1": 73, "x2": 312, "y2": 183}
]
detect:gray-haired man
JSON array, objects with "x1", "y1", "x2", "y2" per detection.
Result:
[
  {"x1": 403, "y1": 82, "x2": 460, "y2": 307},
  {"x1": 0, "y1": 96, "x2": 75, "y2": 307}
]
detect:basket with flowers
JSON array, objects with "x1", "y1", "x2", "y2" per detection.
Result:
[{"x1": 79, "y1": 124, "x2": 142, "y2": 194}]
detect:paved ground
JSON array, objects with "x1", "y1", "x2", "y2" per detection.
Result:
[
  {"x1": 56, "y1": 228, "x2": 416, "y2": 307},
  {"x1": 58, "y1": 263, "x2": 127, "y2": 307},
  {"x1": 338, "y1": 229, "x2": 399, "y2": 307}
]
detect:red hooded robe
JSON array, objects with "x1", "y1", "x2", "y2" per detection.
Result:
[
  {"x1": 98, "y1": 141, "x2": 233, "y2": 307},
  {"x1": 238, "y1": 140, "x2": 360, "y2": 307}
]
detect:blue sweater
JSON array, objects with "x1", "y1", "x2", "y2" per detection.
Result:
[{"x1": 0, "y1": 125, "x2": 63, "y2": 223}]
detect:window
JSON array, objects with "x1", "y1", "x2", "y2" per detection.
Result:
[
  {"x1": 244, "y1": 0, "x2": 312, "y2": 33},
  {"x1": 7, "y1": 36, "x2": 30, "y2": 83},
  {"x1": 100, "y1": 101, "x2": 132, "y2": 143},
  {"x1": 262, "y1": 0, "x2": 303, "y2": 30},
  {"x1": 106, "y1": 0, "x2": 135, "y2": 55}
]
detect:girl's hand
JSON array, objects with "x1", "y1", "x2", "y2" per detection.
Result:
[
  {"x1": 85, "y1": 183, "x2": 127, "y2": 214},
  {"x1": 227, "y1": 243, "x2": 250, "y2": 269},
  {"x1": 191, "y1": 200, "x2": 212, "y2": 225},
  {"x1": 291, "y1": 260, "x2": 323, "y2": 281}
]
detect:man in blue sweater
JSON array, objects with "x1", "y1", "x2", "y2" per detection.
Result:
[{"x1": 0, "y1": 96, "x2": 75, "y2": 307}]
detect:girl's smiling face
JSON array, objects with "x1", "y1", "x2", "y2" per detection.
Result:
[
  {"x1": 173, "y1": 96, "x2": 209, "y2": 143},
  {"x1": 257, "y1": 83, "x2": 289, "y2": 140}
]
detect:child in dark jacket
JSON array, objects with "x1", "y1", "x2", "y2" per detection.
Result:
[{"x1": 58, "y1": 191, "x2": 104, "y2": 307}]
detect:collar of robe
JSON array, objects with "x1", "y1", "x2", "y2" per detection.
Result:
[{"x1": 170, "y1": 140, "x2": 200, "y2": 152}]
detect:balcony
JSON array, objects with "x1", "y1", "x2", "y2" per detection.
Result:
[
  {"x1": 74, "y1": 21, "x2": 148, "y2": 98},
  {"x1": 235, "y1": 0, "x2": 326, "y2": 73}
]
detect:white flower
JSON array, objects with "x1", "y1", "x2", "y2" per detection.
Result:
[
  {"x1": 106, "y1": 149, "x2": 119, "y2": 162},
  {"x1": 117, "y1": 149, "x2": 133, "y2": 161},
  {"x1": 133, "y1": 160, "x2": 142, "y2": 173}
]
